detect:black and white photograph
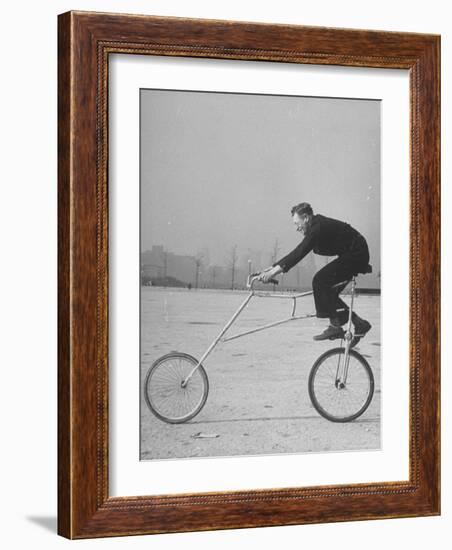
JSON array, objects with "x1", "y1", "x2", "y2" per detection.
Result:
[{"x1": 139, "y1": 88, "x2": 381, "y2": 460}]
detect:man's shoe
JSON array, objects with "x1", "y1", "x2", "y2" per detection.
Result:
[
  {"x1": 313, "y1": 325, "x2": 345, "y2": 341},
  {"x1": 353, "y1": 319, "x2": 371, "y2": 337},
  {"x1": 349, "y1": 335, "x2": 361, "y2": 348}
]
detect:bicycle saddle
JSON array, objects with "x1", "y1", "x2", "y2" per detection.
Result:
[{"x1": 352, "y1": 264, "x2": 373, "y2": 276}]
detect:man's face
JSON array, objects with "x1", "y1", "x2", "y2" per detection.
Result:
[{"x1": 293, "y1": 212, "x2": 309, "y2": 234}]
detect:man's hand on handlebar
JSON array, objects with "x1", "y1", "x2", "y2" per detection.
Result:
[{"x1": 258, "y1": 265, "x2": 283, "y2": 284}]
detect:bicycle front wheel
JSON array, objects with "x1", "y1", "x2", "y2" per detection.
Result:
[
  {"x1": 144, "y1": 352, "x2": 209, "y2": 424},
  {"x1": 308, "y1": 348, "x2": 374, "y2": 422}
]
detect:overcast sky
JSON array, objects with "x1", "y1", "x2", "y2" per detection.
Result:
[{"x1": 141, "y1": 89, "x2": 380, "y2": 282}]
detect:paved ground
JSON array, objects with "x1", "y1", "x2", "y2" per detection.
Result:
[{"x1": 140, "y1": 287, "x2": 380, "y2": 460}]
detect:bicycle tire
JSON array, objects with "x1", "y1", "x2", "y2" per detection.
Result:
[
  {"x1": 308, "y1": 347, "x2": 374, "y2": 423},
  {"x1": 144, "y1": 352, "x2": 209, "y2": 424}
]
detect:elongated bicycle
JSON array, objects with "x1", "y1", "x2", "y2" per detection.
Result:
[{"x1": 144, "y1": 274, "x2": 374, "y2": 424}]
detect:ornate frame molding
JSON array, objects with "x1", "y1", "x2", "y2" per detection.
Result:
[{"x1": 58, "y1": 11, "x2": 440, "y2": 538}]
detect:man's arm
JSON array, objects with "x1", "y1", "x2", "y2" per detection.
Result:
[
  {"x1": 259, "y1": 233, "x2": 315, "y2": 283},
  {"x1": 273, "y1": 232, "x2": 315, "y2": 273}
]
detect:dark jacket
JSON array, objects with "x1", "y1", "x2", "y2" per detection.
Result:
[{"x1": 274, "y1": 214, "x2": 368, "y2": 273}]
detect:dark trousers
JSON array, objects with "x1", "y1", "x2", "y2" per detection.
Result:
[{"x1": 312, "y1": 241, "x2": 369, "y2": 320}]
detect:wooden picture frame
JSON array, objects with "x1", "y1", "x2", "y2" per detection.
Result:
[{"x1": 58, "y1": 11, "x2": 440, "y2": 539}]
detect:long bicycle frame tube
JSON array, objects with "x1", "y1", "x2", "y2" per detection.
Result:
[
  {"x1": 252, "y1": 290, "x2": 313, "y2": 299},
  {"x1": 222, "y1": 313, "x2": 316, "y2": 342},
  {"x1": 182, "y1": 289, "x2": 313, "y2": 384},
  {"x1": 182, "y1": 291, "x2": 255, "y2": 384}
]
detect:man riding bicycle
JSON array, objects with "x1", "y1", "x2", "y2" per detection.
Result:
[{"x1": 259, "y1": 202, "x2": 372, "y2": 341}]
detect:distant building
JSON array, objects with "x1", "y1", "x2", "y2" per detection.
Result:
[
  {"x1": 141, "y1": 247, "x2": 165, "y2": 279},
  {"x1": 141, "y1": 246, "x2": 194, "y2": 285}
]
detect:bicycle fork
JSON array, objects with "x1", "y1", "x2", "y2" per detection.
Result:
[{"x1": 335, "y1": 278, "x2": 356, "y2": 387}]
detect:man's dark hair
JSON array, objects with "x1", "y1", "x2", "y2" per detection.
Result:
[{"x1": 291, "y1": 202, "x2": 313, "y2": 217}]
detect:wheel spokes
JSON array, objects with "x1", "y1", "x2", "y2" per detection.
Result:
[
  {"x1": 146, "y1": 355, "x2": 207, "y2": 421},
  {"x1": 311, "y1": 352, "x2": 372, "y2": 421}
]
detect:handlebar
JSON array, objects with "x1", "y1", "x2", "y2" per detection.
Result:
[{"x1": 247, "y1": 272, "x2": 279, "y2": 289}]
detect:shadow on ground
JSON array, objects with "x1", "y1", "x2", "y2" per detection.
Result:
[{"x1": 26, "y1": 516, "x2": 57, "y2": 533}]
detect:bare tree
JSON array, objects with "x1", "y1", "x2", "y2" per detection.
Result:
[
  {"x1": 269, "y1": 239, "x2": 280, "y2": 290},
  {"x1": 209, "y1": 265, "x2": 218, "y2": 289},
  {"x1": 226, "y1": 245, "x2": 239, "y2": 290},
  {"x1": 194, "y1": 250, "x2": 204, "y2": 289},
  {"x1": 162, "y1": 250, "x2": 168, "y2": 278},
  {"x1": 270, "y1": 239, "x2": 280, "y2": 265},
  {"x1": 199, "y1": 247, "x2": 210, "y2": 267}
]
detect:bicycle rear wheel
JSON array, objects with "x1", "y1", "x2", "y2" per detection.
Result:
[
  {"x1": 144, "y1": 352, "x2": 209, "y2": 424},
  {"x1": 308, "y1": 348, "x2": 374, "y2": 422}
]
